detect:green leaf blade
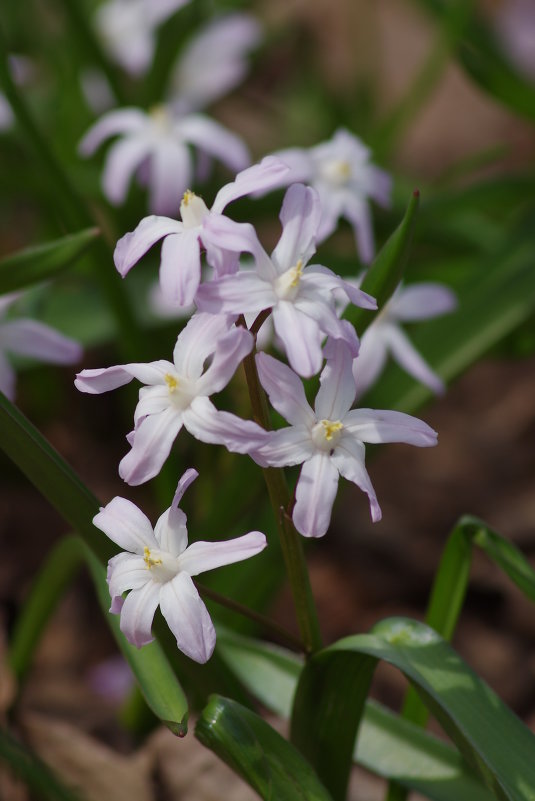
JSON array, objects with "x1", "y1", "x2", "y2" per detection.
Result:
[
  {"x1": 0, "y1": 228, "x2": 99, "y2": 294},
  {"x1": 195, "y1": 695, "x2": 334, "y2": 801}
]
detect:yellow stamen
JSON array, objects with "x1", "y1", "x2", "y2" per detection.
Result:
[
  {"x1": 181, "y1": 189, "x2": 195, "y2": 206},
  {"x1": 289, "y1": 259, "x2": 304, "y2": 288},
  {"x1": 320, "y1": 419, "x2": 343, "y2": 441},
  {"x1": 143, "y1": 546, "x2": 162, "y2": 569},
  {"x1": 165, "y1": 373, "x2": 178, "y2": 393}
]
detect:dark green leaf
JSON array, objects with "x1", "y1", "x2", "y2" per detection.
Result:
[
  {"x1": 0, "y1": 228, "x2": 99, "y2": 294},
  {"x1": 195, "y1": 695, "x2": 334, "y2": 801},
  {"x1": 346, "y1": 191, "x2": 420, "y2": 335}
]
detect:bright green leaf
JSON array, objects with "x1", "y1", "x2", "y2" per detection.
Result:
[{"x1": 292, "y1": 618, "x2": 535, "y2": 801}]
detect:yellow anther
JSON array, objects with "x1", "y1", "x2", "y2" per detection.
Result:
[
  {"x1": 165, "y1": 373, "x2": 178, "y2": 393},
  {"x1": 143, "y1": 546, "x2": 162, "y2": 569},
  {"x1": 289, "y1": 259, "x2": 304, "y2": 288},
  {"x1": 337, "y1": 160, "x2": 351, "y2": 180},
  {"x1": 320, "y1": 419, "x2": 343, "y2": 441},
  {"x1": 181, "y1": 189, "x2": 195, "y2": 206}
]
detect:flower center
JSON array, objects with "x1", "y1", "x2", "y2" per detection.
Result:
[
  {"x1": 311, "y1": 419, "x2": 344, "y2": 451},
  {"x1": 143, "y1": 546, "x2": 180, "y2": 583},
  {"x1": 275, "y1": 259, "x2": 304, "y2": 300},
  {"x1": 180, "y1": 190, "x2": 210, "y2": 229},
  {"x1": 320, "y1": 158, "x2": 352, "y2": 186},
  {"x1": 164, "y1": 372, "x2": 194, "y2": 410},
  {"x1": 149, "y1": 104, "x2": 173, "y2": 135}
]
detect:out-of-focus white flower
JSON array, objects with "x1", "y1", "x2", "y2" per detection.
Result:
[
  {"x1": 95, "y1": 0, "x2": 191, "y2": 76},
  {"x1": 95, "y1": 468, "x2": 267, "y2": 661},
  {"x1": 196, "y1": 184, "x2": 376, "y2": 377},
  {"x1": 256, "y1": 342, "x2": 437, "y2": 537},
  {"x1": 113, "y1": 157, "x2": 289, "y2": 306},
  {"x1": 353, "y1": 283, "x2": 457, "y2": 398},
  {"x1": 75, "y1": 313, "x2": 267, "y2": 485},
  {"x1": 0, "y1": 294, "x2": 82, "y2": 401},
  {"x1": 170, "y1": 13, "x2": 262, "y2": 113},
  {"x1": 79, "y1": 104, "x2": 249, "y2": 215},
  {"x1": 494, "y1": 0, "x2": 535, "y2": 81},
  {"x1": 271, "y1": 129, "x2": 391, "y2": 264}
]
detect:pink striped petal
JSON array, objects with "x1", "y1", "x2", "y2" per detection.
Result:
[{"x1": 159, "y1": 572, "x2": 216, "y2": 662}]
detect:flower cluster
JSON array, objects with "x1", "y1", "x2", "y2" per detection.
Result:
[{"x1": 76, "y1": 10, "x2": 456, "y2": 662}]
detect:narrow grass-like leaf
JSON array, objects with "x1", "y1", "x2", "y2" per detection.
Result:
[
  {"x1": 0, "y1": 228, "x2": 99, "y2": 294},
  {"x1": 0, "y1": 728, "x2": 83, "y2": 801},
  {"x1": 0, "y1": 391, "x2": 113, "y2": 563},
  {"x1": 8, "y1": 536, "x2": 84, "y2": 683},
  {"x1": 84, "y1": 546, "x2": 189, "y2": 737},
  {"x1": 216, "y1": 631, "x2": 494, "y2": 800},
  {"x1": 195, "y1": 695, "x2": 334, "y2": 801},
  {"x1": 345, "y1": 191, "x2": 419, "y2": 335},
  {"x1": 292, "y1": 617, "x2": 535, "y2": 801},
  {"x1": 415, "y1": 0, "x2": 535, "y2": 122}
]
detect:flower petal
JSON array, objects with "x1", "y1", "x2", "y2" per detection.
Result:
[
  {"x1": 343, "y1": 194, "x2": 375, "y2": 264},
  {"x1": 179, "y1": 114, "x2": 250, "y2": 173},
  {"x1": 272, "y1": 302, "x2": 323, "y2": 378},
  {"x1": 0, "y1": 320, "x2": 82, "y2": 364},
  {"x1": 384, "y1": 324, "x2": 445, "y2": 395},
  {"x1": 172, "y1": 312, "x2": 235, "y2": 379},
  {"x1": 255, "y1": 352, "x2": 315, "y2": 427},
  {"x1": 159, "y1": 229, "x2": 201, "y2": 306},
  {"x1": 195, "y1": 325, "x2": 253, "y2": 396},
  {"x1": 200, "y1": 214, "x2": 274, "y2": 279},
  {"x1": 149, "y1": 140, "x2": 191, "y2": 215},
  {"x1": 389, "y1": 283, "x2": 457, "y2": 322},
  {"x1": 154, "y1": 468, "x2": 198, "y2": 556},
  {"x1": 293, "y1": 453, "x2": 340, "y2": 538},
  {"x1": 119, "y1": 406, "x2": 184, "y2": 485},
  {"x1": 331, "y1": 437, "x2": 381, "y2": 522},
  {"x1": 75, "y1": 360, "x2": 173, "y2": 394},
  {"x1": 195, "y1": 269, "x2": 274, "y2": 315},
  {"x1": 343, "y1": 407, "x2": 438, "y2": 447},
  {"x1": 257, "y1": 426, "x2": 315, "y2": 467},
  {"x1": 159, "y1": 572, "x2": 216, "y2": 662},
  {"x1": 212, "y1": 156, "x2": 290, "y2": 214},
  {"x1": 177, "y1": 530, "x2": 266, "y2": 576},
  {"x1": 119, "y1": 580, "x2": 161, "y2": 648},
  {"x1": 114, "y1": 215, "x2": 183, "y2": 278},
  {"x1": 352, "y1": 329, "x2": 388, "y2": 398},
  {"x1": 314, "y1": 340, "x2": 356, "y2": 421},
  {"x1": 134, "y1": 385, "x2": 170, "y2": 426},
  {"x1": 184, "y1": 396, "x2": 268, "y2": 453},
  {"x1": 107, "y1": 552, "x2": 149, "y2": 603},
  {"x1": 271, "y1": 184, "x2": 320, "y2": 272},
  {"x1": 78, "y1": 109, "x2": 147, "y2": 155},
  {"x1": 102, "y1": 136, "x2": 152, "y2": 206},
  {"x1": 93, "y1": 496, "x2": 157, "y2": 552}
]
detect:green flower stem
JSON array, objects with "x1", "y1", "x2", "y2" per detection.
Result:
[
  {"x1": 0, "y1": 28, "x2": 145, "y2": 362},
  {"x1": 240, "y1": 321, "x2": 322, "y2": 655},
  {"x1": 195, "y1": 581, "x2": 304, "y2": 653},
  {"x1": 8, "y1": 536, "x2": 84, "y2": 684},
  {"x1": 58, "y1": 0, "x2": 127, "y2": 105}
]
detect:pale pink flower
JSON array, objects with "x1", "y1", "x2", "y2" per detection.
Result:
[
  {"x1": 113, "y1": 157, "x2": 289, "y2": 306},
  {"x1": 75, "y1": 313, "x2": 267, "y2": 485},
  {"x1": 0, "y1": 294, "x2": 82, "y2": 401},
  {"x1": 170, "y1": 14, "x2": 262, "y2": 113},
  {"x1": 95, "y1": 468, "x2": 266, "y2": 661},
  {"x1": 79, "y1": 104, "x2": 249, "y2": 215},
  {"x1": 494, "y1": 0, "x2": 535, "y2": 81},
  {"x1": 353, "y1": 283, "x2": 457, "y2": 397},
  {"x1": 256, "y1": 342, "x2": 437, "y2": 537},
  {"x1": 95, "y1": 0, "x2": 191, "y2": 76},
  {"x1": 272, "y1": 129, "x2": 391, "y2": 263},
  {"x1": 196, "y1": 184, "x2": 377, "y2": 377}
]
